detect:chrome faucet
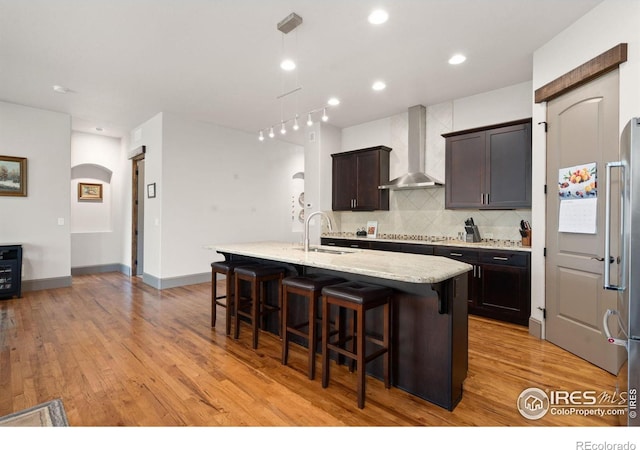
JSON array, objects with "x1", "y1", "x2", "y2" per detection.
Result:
[{"x1": 304, "y1": 210, "x2": 333, "y2": 252}]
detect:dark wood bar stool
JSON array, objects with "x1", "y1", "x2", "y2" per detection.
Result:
[
  {"x1": 234, "y1": 264, "x2": 286, "y2": 349},
  {"x1": 211, "y1": 260, "x2": 250, "y2": 335},
  {"x1": 281, "y1": 274, "x2": 345, "y2": 380},
  {"x1": 321, "y1": 281, "x2": 393, "y2": 409}
]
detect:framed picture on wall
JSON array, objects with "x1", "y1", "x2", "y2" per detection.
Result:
[
  {"x1": 0, "y1": 155, "x2": 27, "y2": 197},
  {"x1": 367, "y1": 220, "x2": 378, "y2": 238},
  {"x1": 78, "y1": 182, "x2": 103, "y2": 201}
]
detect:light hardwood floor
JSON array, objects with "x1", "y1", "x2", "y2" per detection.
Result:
[{"x1": 0, "y1": 272, "x2": 623, "y2": 426}]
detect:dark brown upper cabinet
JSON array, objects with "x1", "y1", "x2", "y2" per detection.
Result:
[
  {"x1": 444, "y1": 119, "x2": 532, "y2": 209},
  {"x1": 331, "y1": 146, "x2": 391, "y2": 211}
]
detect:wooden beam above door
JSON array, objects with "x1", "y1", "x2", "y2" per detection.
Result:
[{"x1": 535, "y1": 43, "x2": 627, "y2": 103}]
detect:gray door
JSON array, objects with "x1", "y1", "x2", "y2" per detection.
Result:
[{"x1": 545, "y1": 69, "x2": 626, "y2": 374}]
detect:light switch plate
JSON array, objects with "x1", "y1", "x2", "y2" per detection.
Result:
[{"x1": 57, "y1": 218, "x2": 64, "y2": 225}]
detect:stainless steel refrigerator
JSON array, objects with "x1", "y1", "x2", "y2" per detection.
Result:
[{"x1": 603, "y1": 117, "x2": 640, "y2": 426}]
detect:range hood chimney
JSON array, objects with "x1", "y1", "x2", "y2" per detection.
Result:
[{"x1": 378, "y1": 104, "x2": 444, "y2": 190}]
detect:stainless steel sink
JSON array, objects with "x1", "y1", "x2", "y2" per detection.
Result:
[{"x1": 295, "y1": 247, "x2": 354, "y2": 255}]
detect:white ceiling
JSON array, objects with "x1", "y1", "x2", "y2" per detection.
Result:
[{"x1": 0, "y1": 0, "x2": 603, "y2": 144}]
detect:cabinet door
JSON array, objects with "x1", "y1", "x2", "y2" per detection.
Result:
[
  {"x1": 435, "y1": 247, "x2": 478, "y2": 305},
  {"x1": 486, "y1": 122, "x2": 532, "y2": 208},
  {"x1": 332, "y1": 154, "x2": 357, "y2": 211},
  {"x1": 445, "y1": 131, "x2": 485, "y2": 208},
  {"x1": 476, "y1": 263, "x2": 530, "y2": 325},
  {"x1": 354, "y1": 151, "x2": 379, "y2": 210}
]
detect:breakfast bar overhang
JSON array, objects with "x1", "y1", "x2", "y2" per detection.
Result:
[{"x1": 212, "y1": 241, "x2": 472, "y2": 411}]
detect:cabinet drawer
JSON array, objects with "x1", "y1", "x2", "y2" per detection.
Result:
[
  {"x1": 434, "y1": 247, "x2": 478, "y2": 262},
  {"x1": 370, "y1": 241, "x2": 434, "y2": 255},
  {"x1": 321, "y1": 238, "x2": 371, "y2": 249},
  {"x1": 479, "y1": 251, "x2": 529, "y2": 267}
]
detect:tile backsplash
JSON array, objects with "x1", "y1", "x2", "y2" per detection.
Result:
[{"x1": 328, "y1": 188, "x2": 532, "y2": 242}]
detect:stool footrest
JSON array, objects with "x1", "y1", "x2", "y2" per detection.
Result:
[{"x1": 286, "y1": 327, "x2": 311, "y2": 340}]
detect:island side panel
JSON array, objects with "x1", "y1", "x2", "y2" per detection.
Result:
[{"x1": 391, "y1": 274, "x2": 468, "y2": 410}]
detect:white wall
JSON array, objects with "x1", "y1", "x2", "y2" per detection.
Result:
[
  {"x1": 0, "y1": 101, "x2": 71, "y2": 284},
  {"x1": 305, "y1": 122, "x2": 341, "y2": 245},
  {"x1": 70, "y1": 131, "x2": 126, "y2": 270},
  {"x1": 531, "y1": 0, "x2": 640, "y2": 336},
  {"x1": 130, "y1": 112, "x2": 304, "y2": 285},
  {"x1": 453, "y1": 81, "x2": 533, "y2": 131}
]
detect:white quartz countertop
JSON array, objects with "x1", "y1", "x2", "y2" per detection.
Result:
[{"x1": 210, "y1": 241, "x2": 472, "y2": 284}]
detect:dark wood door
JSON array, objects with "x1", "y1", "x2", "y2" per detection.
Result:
[
  {"x1": 444, "y1": 119, "x2": 532, "y2": 209},
  {"x1": 486, "y1": 121, "x2": 532, "y2": 208},
  {"x1": 354, "y1": 151, "x2": 379, "y2": 210},
  {"x1": 331, "y1": 146, "x2": 390, "y2": 211},
  {"x1": 445, "y1": 131, "x2": 485, "y2": 208},
  {"x1": 476, "y1": 262, "x2": 530, "y2": 326},
  {"x1": 332, "y1": 153, "x2": 356, "y2": 211}
]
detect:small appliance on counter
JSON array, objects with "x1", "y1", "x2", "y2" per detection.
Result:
[{"x1": 464, "y1": 217, "x2": 481, "y2": 243}]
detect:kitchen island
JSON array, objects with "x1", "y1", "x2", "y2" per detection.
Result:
[{"x1": 212, "y1": 241, "x2": 472, "y2": 411}]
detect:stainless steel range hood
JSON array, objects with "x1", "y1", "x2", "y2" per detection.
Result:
[{"x1": 378, "y1": 104, "x2": 444, "y2": 190}]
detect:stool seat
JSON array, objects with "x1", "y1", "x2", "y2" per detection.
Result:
[
  {"x1": 281, "y1": 274, "x2": 344, "y2": 379},
  {"x1": 211, "y1": 260, "x2": 252, "y2": 334},
  {"x1": 235, "y1": 264, "x2": 286, "y2": 278},
  {"x1": 282, "y1": 274, "x2": 346, "y2": 291},
  {"x1": 234, "y1": 264, "x2": 286, "y2": 349},
  {"x1": 321, "y1": 281, "x2": 393, "y2": 409},
  {"x1": 211, "y1": 260, "x2": 249, "y2": 273},
  {"x1": 321, "y1": 281, "x2": 394, "y2": 305}
]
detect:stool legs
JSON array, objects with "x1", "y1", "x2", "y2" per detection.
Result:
[
  {"x1": 321, "y1": 293, "x2": 391, "y2": 409},
  {"x1": 211, "y1": 271, "x2": 217, "y2": 328},
  {"x1": 356, "y1": 307, "x2": 365, "y2": 409},
  {"x1": 211, "y1": 271, "x2": 234, "y2": 335},
  {"x1": 281, "y1": 288, "x2": 319, "y2": 379},
  {"x1": 234, "y1": 272, "x2": 283, "y2": 350},
  {"x1": 321, "y1": 297, "x2": 331, "y2": 389},
  {"x1": 308, "y1": 293, "x2": 318, "y2": 379}
]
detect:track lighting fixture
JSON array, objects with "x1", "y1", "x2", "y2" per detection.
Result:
[{"x1": 258, "y1": 12, "x2": 340, "y2": 142}]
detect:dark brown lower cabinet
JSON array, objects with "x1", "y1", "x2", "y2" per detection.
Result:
[
  {"x1": 475, "y1": 252, "x2": 530, "y2": 326},
  {"x1": 321, "y1": 238, "x2": 530, "y2": 326}
]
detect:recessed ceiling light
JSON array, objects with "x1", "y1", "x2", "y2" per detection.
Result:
[
  {"x1": 448, "y1": 54, "x2": 466, "y2": 65},
  {"x1": 368, "y1": 9, "x2": 389, "y2": 25},
  {"x1": 95, "y1": 127, "x2": 104, "y2": 132},
  {"x1": 372, "y1": 81, "x2": 386, "y2": 91},
  {"x1": 52, "y1": 84, "x2": 72, "y2": 94},
  {"x1": 280, "y1": 59, "x2": 296, "y2": 71},
  {"x1": 327, "y1": 97, "x2": 340, "y2": 106}
]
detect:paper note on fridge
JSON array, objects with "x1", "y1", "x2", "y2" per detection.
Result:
[{"x1": 558, "y1": 197, "x2": 597, "y2": 234}]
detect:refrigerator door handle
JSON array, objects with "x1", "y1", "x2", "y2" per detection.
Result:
[
  {"x1": 603, "y1": 309, "x2": 628, "y2": 349},
  {"x1": 604, "y1": 161, "x2": 625, "y2": 291}
]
